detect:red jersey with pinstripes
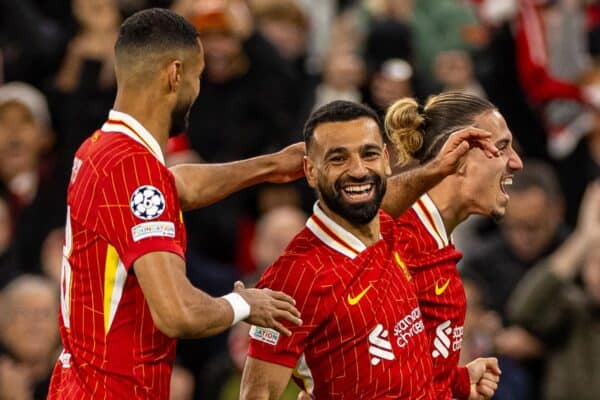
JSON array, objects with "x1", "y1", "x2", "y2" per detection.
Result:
[
  {"x1": 47, "y1": 111, "x2": 186, "y2": 399},
  {"x1": 248, "y1": 204, "x2": 434, "y2": 399},
  {"x1": 395, "y1": 194, "x2": 470, "y2": 400}
]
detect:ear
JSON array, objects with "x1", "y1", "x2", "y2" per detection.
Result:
[
  {"x1": 166, "y1": 60, "x2": 183, "y2": 93},
  {"x1": 383, "y1": 144, "x2": 392, "y2": 176},
  {"x1": 303, "y1": 155, "x2": 317, "y2": 189}
]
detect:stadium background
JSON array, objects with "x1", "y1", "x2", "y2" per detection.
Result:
[{"x1": 0, "y1": 0, "x2": 599, "y2": 399}]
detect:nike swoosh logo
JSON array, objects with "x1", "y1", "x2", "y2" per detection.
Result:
[
  {"x1": 348, "y1": 284, "x2": 373, "y2": 305},
  {"x1": 435, "y1": 279, "x2": 450, "y2": 296}
]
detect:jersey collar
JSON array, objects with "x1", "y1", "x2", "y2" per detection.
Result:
[
  {"x1": 306, "y1": 202, "x2": 369, "y2": 259},
  {"x1": 101, "y1": 110, "x2": 165, "y2": 165},
  {"x1": 412, "y1": 193, "x2": 450, "y2": 249}
]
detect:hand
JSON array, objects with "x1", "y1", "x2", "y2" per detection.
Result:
[
  {"x1": 466, "y1": 357, "x2": 501, "y2": 400},
  {"x1": 428, "y1": 127, "x2": 498, "y2": 177},
  {"x1": 0, "y1": 357, "x2": 33, "y2": 400},
  {"x1": 574, "y1": 180, "x2": 600, "y2": 246},
  {"x1": 494, "y1": 326, "x2": 544, "y2": 360},
  {"x1": 234, "y1": 281, "x2": 302, "y2": 336},
  {"x1": 266, "y1": 142, "x2": 306, "y2": 183}
]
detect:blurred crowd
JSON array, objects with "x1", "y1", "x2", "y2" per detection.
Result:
[{"x1": 0, "y1": 0, "x2": 599, "y2": 399}]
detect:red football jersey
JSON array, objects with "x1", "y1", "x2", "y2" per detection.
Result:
[
  {"x1": 48, "y1": 111, "x2": 187, "y2": 399},
  {"x1": 396, "y1": 194, "x2": 470, "y2": 400},
  {"x1": 248, "y1": 204, "x2": 434, "y2": 400}
]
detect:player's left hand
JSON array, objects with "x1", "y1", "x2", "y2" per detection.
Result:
[
  {"x1": 429, "y1": 127, "x2": 499, "y2": 177},
  {"x1": 466, "y1": 357, "x2": 501, "y2": 400},
  {"x1": 266, "y1": 142, "x2": 306, "y2": 183}
]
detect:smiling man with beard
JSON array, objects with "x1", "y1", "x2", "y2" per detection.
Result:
[
  {"x1": 47, "y1": 9, "x2": 310, "y2": 400},
  {"x1": 240, "y1": 100, "x2": 498, "y2": 399}
]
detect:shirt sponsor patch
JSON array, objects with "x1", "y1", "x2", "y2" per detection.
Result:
[
  {"x1": 130, "y1": 185, "x2": 166, "y2": 220},
  {"x1": 249, "y1": 325, "x2": 280, "y2": 346},
  {"x1": 132, "y1": 221, "x2": 175, "y2": 242}
]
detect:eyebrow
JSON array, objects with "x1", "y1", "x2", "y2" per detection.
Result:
[
  {"x1": 323, "y1": 147, "x2": 348, "y2": 159},
  {"x1": 323, "y1": 143, "x2": 382, "y2": 160}
]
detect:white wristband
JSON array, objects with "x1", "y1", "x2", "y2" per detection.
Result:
[{"x1": 222, "y1": 293, "x2": 251, "y2": 326}]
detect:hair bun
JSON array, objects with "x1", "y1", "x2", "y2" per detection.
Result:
[{"x1": 385, "y1": 97, "x2": 425, "y2": 165}]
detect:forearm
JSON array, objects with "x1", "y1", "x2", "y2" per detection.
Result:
[
  {"x1": 171, "y1": 156, "x2": 280, "y2": 212},
  {"x1": 507, "y1": 263, "x2": 566, "y2": 333},
  {"x1": 178, "y1": 289, "x2": 237, "y2": 338},
  {"x1": 548, "y1": 231, "x2": 588, "y2": 280},
  {"x1": 240, "y1": 357, "x2": 292, "y2": 400},
  {"x1": 382, "y1": 162, "x2": 446, "y2": 218}
]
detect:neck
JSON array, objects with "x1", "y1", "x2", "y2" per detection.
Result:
[
  {"x1": 318, "y1": 201, "x2": 381, "y2": 246},
  {"x1": 112, "y1": 88, "x2": 171, "y2": 152},
  {"x1": 428, "y1": 182, "x2": 470, "y2": 235}
]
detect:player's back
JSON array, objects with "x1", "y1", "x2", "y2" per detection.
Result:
[
  {"x1": 396, "y1": 194, "x2": 468, "y2": 400},
  {"x1": 49, "y1": 119, "x2": 183, "y2": 399},
  {"x1": 249, "y1": 206, "x2": 434, "y2": 399}
]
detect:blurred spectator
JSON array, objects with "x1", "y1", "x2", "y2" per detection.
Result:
[
  {"x1": 508, "y1": 181, "x2": 600, "y2": 400},
  {"x1": 182, "y1": 0, "x2": 301, "y2": 265},
  {"x1": 252, "y1": 0, "x2": 317, "y2": 133},
  {"x1": 412, "y1": 0, "x2": 481, "y2": 81},
  {"x1": 170, "y1": 361, "x2": 195, "y2": 400},
  {"x1": 434, "y1": 50, "x2": 487, "y2": 98},
  {"x1": 0, "y1": 82, "x2": 62, "y2": 272},
  {"x1": 0, "y1": 0, "x2": 66, "y2": 86},
  {"x1": 52, "y1": 0, "x2": 120, "y2": 165},
  {"x1": 0, "y1": 194, "x2": 20, "y2": 289},
  {"x1": 554, "y1": 63, "x2": 600, "y2": 227},
  {"x1": 312, "y1": 50, "x2": 365, "y2": 110},
  {"x1": 0, "y1": 275, "x2": 59, "y2": 399},
  {"x1": 39, "y1": 227, "x2": 64, "y2": 285},
  {"x1": 363, "y1": 15, "x2": 421, "y2": 111}
]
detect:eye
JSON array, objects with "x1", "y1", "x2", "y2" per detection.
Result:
[
  {"x1": 329, "y1": 155, "x2": 345, "y2": 163},
  {"x1": 496, "y1": 141, "x2": 509, "y2": 151}
]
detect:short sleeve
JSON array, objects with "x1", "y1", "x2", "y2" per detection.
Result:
[
  {"x1": 247, "y1": 256, "x2": 326, "y2": 368},
  {"x1": 96, "y1": 153, "x2": 185, "y2": 269}
]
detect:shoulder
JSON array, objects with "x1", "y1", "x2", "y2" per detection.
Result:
[
  {"x1": 85, "y1": 131, "x2": 165, "y2": 178},
  {"x1": 257, "y1": 229, "x2": 337, "y2": 295}
]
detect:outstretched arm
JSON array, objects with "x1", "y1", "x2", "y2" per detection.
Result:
[
  {"x1": 170, "y1": 143, "x2": 305, "y2": 212},
  {"x1": 382, "y1": 127, "x2": 498, "y2": 218},
  {"x1": 240, "y1": 356, "x2": 293, "y2": 400}
]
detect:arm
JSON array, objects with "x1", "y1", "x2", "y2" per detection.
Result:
[
  {"x1": 134, "y1": 252, "x2": 301, "y2": 339},
  {"x1": 170, "y1": 142, "x2": 305, "y2": 212},
  {"x1": 240, "y1": 356, "x2": 293, "y2": 400},
  {"x1": 382, "y1": 127, "x2": 498, "y2": 218}
]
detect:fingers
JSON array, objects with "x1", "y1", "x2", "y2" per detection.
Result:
[
  {"x1": 476, "y1": 377, "x2": 498, "y2": 398},
  {"x1": 234, "y1": 280, "x2": 245, "y2": 292},
  {"x1": 268, "y1": 318, "x2": 293, "y2": 337},
  {"x1": 265, "y1": 288, "x2": 297, "y2": 306},
  {"x1": 272, "y1": 299, "x2": 301, "y2": 319},
  {"x1": 483, "y1": 357, "x2": 501, "y2": 375},
  {"x1": 446, "y1": 127, "x2": 499, "y2": 158}
]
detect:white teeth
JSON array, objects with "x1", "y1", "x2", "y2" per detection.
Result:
[
  {"x1": 344, "y1": 184, "x2": 372, "y2": 193},
  {"x1": 502, "y1": 177, "x2": 513, "y2": 186}
]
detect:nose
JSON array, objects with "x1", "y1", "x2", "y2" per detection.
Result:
[
  {"x1": 508, "y1": 148, "x2": 523, "y2": 172},
  {"x1": 348, "y1": 154, "x2": 369, "y2": 178}
]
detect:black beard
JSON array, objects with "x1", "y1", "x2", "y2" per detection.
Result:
[
  {"x1": 318, "y1": 173, "x2": 386, "y2": 226},
  {"x1": 169, "y1": 101, "x2": 191, "y2": 137}
]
